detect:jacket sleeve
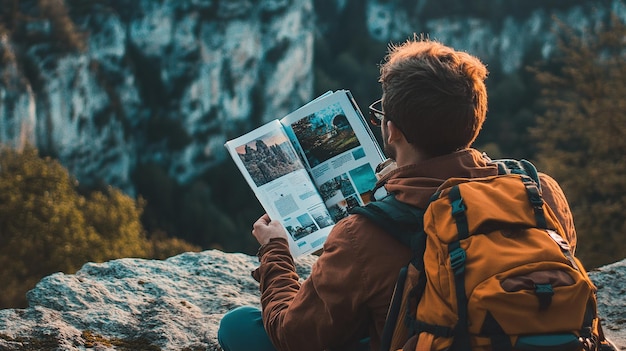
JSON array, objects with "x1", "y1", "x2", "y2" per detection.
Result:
[
  {"x1": 539, "y1": 173, "x2": 578, "y2": 253},
  {"x1": 253, "y1": 218, "x2": 372, "y2": 351}
]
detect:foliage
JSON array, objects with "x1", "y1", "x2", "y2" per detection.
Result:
[
  {"x1": 82, "y1": 188, "x2": 150, "y2": 260},
  {"x1": 0, "y1": 146, "x2": 95, "y2": 307},
  {"x1": 147, "y1": 230, "x2": 201, "y2": 260},
  {"x1": 530, "y1": 16, "x2": 626, "y2": 268},
  {"x1": 0, "y1": 146, "x2": 199, "y2": 308}
]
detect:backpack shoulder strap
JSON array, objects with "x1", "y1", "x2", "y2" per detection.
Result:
[
  {"x1": 351, "y1": 194, "x2": 425, "y2": 252},
  {"x1": 352, "y1": 194, "x2": 428, "y2": 350}
]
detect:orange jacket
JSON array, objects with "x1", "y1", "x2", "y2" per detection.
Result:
[{"x1": 252, "y1": 149, "x2": 577, "y2": 351}]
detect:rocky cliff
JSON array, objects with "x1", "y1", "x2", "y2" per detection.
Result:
[
  {"x1": 359, "y1": 0, "x2": 625, "y2": 74},
  {"x1": 0, "y1": 250, "x2": 623, "y2": 351},
  {"x1": 0, "y1": 0, "x2": 315, "y2": 194},
  {"x1": 1, "y1": 0, "x2": 624, "y2": 194}
]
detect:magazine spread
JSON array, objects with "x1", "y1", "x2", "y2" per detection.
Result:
[{"x1": 224, "y1": 90, "x2": 385, "y2": 257}]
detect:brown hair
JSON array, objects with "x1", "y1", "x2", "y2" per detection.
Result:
[{"x1": 379, "y1": 36, "x2": 488, "y2": 156}]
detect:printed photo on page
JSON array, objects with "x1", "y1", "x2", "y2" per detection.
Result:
[{"x1": 225, "y1": 120, "x2": 334, "y2": 257}]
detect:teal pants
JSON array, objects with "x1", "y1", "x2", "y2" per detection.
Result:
[
  {"x1": 218, "y1": 306, "x2": 277, "y2": 351},
  {"x1": 218, "y1": 305, "x2": 371, "y2": 351}
]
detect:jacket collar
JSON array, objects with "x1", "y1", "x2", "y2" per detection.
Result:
[{"x1": 373, "y1": 149, "x2": 498, "y2": 208}]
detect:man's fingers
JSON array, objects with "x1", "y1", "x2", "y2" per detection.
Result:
[
  {"x1": 252, "y1": 214, "x2": 272, "y2": 236},
  {"x1": 253, "y1": 214, "x2": 267, "y2": 227}
]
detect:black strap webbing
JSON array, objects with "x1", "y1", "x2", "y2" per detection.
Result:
[
  {"x1": 447, "y1": 186, "x2": 471, "y2": 351},
  {"x1": 522, "y1": 177, "x2": 548, "y2": 229},
  {"x1": 415, "y1": 320, "x2": 455, "y2": 338},
  {"x1": 480, "y1": 312, "x2": 513, "y2": 351},
  {"x1": 534, "y1": 283, "x2": 554, "y2": 310},
  {"x1": 449, "y1": 186, "x2": 469, "y2": 240},
  {"x1": 379, "y1": 266, "x2": 409, "y2": 350}
]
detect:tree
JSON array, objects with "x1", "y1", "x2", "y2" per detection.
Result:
[
  {"x1": 82, "y1": 188, "x2": 150, "y2": 261},
  {"x1": 531, "y1": 15, "x2": 626, "y2": 268},
  {"x1": 0, "y1": 146, "x2": 98, "y2": 307},
  {"x1": 0, "y1": 146, "x2": 200, "y2": 308}
]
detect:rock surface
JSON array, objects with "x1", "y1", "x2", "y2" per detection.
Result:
[{"x1": 0, "y1": 250, "x2": 623, "y2": 350}]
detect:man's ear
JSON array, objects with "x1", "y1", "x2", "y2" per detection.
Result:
[{"x1": 385, "y1": 120, "x2": 405, "y2": 144}]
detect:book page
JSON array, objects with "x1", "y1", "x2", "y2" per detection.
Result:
[
  {"x1": 281, "y1": 90, "x2": 385, "y2": 223},
  {"x1": 225, "y1": 120, "x2": 334, "y2": 257}
]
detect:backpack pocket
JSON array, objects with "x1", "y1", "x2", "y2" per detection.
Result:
[{"x1": 467, "y1": 262, "x2": 595, "y2": 337}]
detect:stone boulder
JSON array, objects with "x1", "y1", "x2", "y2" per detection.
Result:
[{"x1": 0, "y1": 250, "x2": 623, "y2": 350}]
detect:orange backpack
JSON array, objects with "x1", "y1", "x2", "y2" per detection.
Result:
[{"x1": 353, "y1": 159, "x2": 614, "y2": 351}]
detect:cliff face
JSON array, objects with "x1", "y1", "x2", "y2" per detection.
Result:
[
  {"x1": 1, "y1": 0, "x2": 624, "y2": 195},
  {"x1": 0, "y1": 251, "x2": 623, "y2": 350},
  {"x1": 359, "y1": 0, "x2": 625, "y2": 74},
  {"x1": 0, "y1": 0, "x2": 314, "y2": 194}
]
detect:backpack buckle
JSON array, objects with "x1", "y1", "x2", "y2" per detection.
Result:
[
  {"x1": 534, "y1": 283, "x2": 554, "y2": 310},
  {"x1": 449, "y1": 247, "x2": 466, "y2": 275},
  {"x1": 451, "y1": 198, "x2": 466, "y2": 217}
]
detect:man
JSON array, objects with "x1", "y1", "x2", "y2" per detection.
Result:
[{"x1": 217, "y1": 37, "x2": 577, "y2": 351}]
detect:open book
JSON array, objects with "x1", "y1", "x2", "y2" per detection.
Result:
[{"x1": 225, "y1": 90, "x2": 386, "y2": 257}]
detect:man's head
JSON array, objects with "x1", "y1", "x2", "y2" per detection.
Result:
[{"x1": 378, "y1": 36, "x2": 488, "y2": 158}]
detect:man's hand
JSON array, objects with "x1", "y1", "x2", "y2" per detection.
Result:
[{"x1": 252, "y1": 214, "x2": 288, "y2": 245}]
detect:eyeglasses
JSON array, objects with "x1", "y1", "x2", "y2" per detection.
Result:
[{"x1": 368, "y1": 99, "x2": 385, "y2": 126}]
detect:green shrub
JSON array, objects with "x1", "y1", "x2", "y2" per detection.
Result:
[
  {"x1": 531, "y1": 16, "x2": 626, "y2": 268},
  {"x1": 0, "y1": 146, "x2": 199, "y2": 308}
]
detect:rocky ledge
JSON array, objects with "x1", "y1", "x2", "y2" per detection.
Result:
[{"x1": 0, "y1": 250, "x2": 623, "y2": 350}]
